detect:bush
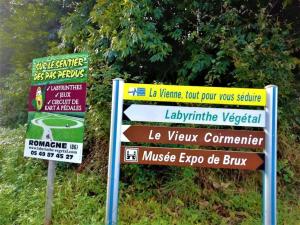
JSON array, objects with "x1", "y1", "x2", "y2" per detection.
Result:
[
  {"x1": 54, "y1": 0, "x2": 300, "y2": 178},
  {"x1": 0, "y1": 72, "x2": 30, "y2": 128}
]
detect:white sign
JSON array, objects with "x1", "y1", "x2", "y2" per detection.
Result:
[
  {"x1": 124, "y1": 104, "x2": 265, "y2": 127},
  {"x1": 24, "y1": 139, "x2": 83, "y2": 163}
]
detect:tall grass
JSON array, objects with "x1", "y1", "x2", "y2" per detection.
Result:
[{"x1": 0, "y1": 126, "x2": 299, "y2": 224}]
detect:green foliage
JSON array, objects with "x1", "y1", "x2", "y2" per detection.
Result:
[
  {"x1": 161, "y1": 167, "x2": 200, "y2": 203},
  {"x1": 0, "y1": 0, "x2": 75, "y2": 127},
  {"x1": 0, "y1": 0, "x2": 60, "y2": 73},
  {"x1": 0, "y1": 126, "x2": 106, "y2": 225},
  {"x1": 58, "y1": 1, "x2": 298, "y2": 89},
  {"x1": 1, "y1": 125, "x2": 300, "y2": 224},
  {"x1": 0, "y1": 1, "x2": 299, "y2": 223},
  {"x1": 0, "y1": 127, "x2": 300, "y2": 225},
  {"x1": 0, "y1": 72, "x2": 30, "y2": 127},
  {"x1": 121, "y1": 164, "x2": 157, "y2": 194},
  {"x1": 0, "y1": 126, "x2": 45, "y2": 224},
  {"x1": 278, "y1": 159, "x2": 295, "y2": 184},
  {"x1": 55, "y1": 0, "x2": 300, "y2": 180}
]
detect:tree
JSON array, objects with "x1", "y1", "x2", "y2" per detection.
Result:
[
  {"x1": 0, "y1": 0, "x2": 78, "y2": 127},
  {"x1": 0, "y1": 0, "x2": 79, "y2": 74},
  {"x1": 56, "y1": 0, "x2": 299, "y2": 175}
]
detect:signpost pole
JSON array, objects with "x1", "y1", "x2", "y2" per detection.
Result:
[
  {"x1": 105, "y1": 78, "x2": 124, "y2": 225},
  {"x1": 44, "y1": 160, "x2": 56, "y2": 225},
  {"x1": 263, "y1": 85, "x2": 278, "y2": 225}
]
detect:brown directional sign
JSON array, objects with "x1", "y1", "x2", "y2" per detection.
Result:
[
  {"x1": 121, "y1": 146, "x2": 265, "y2": 170},
  {"x1": 121, "y1": 125, "x2": 265, "y2": 148}
]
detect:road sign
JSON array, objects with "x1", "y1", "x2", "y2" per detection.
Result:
[
  {"x1": 123, "y1": 83, "x2": 266, "y2": 106},
  {"x1": 106, "y1": 80, "x2": 278, "y2": 225},
  {"x1": 121, "y1": 125, "x2": 265, "y2": 148},
  {"x1": 121, "y1": 146, "x2": 265, "y2": 170},
  {"x1": 123, "y1": 104, "x2": 265, "y2": 127}
]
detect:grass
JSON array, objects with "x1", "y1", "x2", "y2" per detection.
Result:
[
  {"x1": 43, "y1": 118, "x2": 77, "y2": 127},
  {"x1": 51, "y1": 127, "x2": 84, "y2": 142},
  {"x1": 25, "y1": 123, "x2": 44, "y2": 139},
  {"x1": 0, "y1": 126, "x2": 104, "y2": 225},
  {"x1": 0, "y1": 126, "x2": 299, "y2": 225},
  {"x1": 25, "y1": 112, "x2": 84, "y2": 142}
]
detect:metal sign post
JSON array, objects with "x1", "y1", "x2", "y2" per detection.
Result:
[
  {"x1": 44, "y1": 160, "x2": 56, "y2": 225},
  {"x1": 105, "y1": 78, "x2": 124, "y2": 225},
  {"x1": 263, "y1": 85, "x2": 278, "y2": 225},
  {"x1": 105, "y1": 81, "x2": 278, "y2": 225}
]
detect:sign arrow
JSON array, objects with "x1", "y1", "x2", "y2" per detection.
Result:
[
  {"x1": 121, "y1": 146, "x2": 265, "y2": 170},
  {"x1": 123, "y1": 104, "x2": 265, "y2": 127},
  {"x1": 121, "y1": 125, "x2": 265, "y2": 148}
]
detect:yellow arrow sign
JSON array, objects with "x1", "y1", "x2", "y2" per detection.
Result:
[{"x1": 123, "y1": 83, "x2": 266, "y2": 106}]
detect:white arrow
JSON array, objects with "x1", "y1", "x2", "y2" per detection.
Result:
[
  {"x1": 121, "y1": 125, "x2": 130, "y2": 142},
  {"x1": 123, "y1": 104, "x2": 265, "y2": 127}
]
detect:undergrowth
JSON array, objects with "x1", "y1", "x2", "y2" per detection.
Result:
[{"x1": 0, "y1": 126, "x2": 299, "y2": 225}]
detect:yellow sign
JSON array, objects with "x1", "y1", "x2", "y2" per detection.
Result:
[{"x1": 123, "y1": 83, "x2": 266, "y2": 106}]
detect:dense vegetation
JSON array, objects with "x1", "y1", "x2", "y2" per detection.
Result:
[
  {"x1": 1, "y1": 127, "x2": 299, "y2": 224},
  {"x1": 0, "y1": 0, "x2": 299, "y2": 224}
]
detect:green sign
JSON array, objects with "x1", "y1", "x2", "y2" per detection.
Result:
[{"x1": 24, "y1": 53, "x2": 88, "y2": 163}]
